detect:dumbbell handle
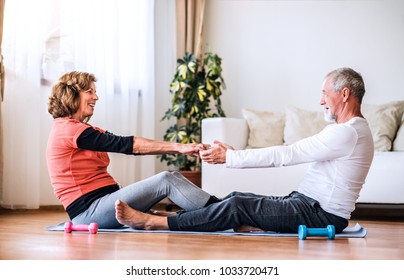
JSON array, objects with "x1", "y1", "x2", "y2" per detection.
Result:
[
  {"x1": 298, "y1": 225, "x2": 335, "y2": 240},
  {"x1": 64, "y1": 222, "x2": 99, "y2": 234}
]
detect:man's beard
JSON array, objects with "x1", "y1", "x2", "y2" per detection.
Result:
[{"x1": 324, "y1": 106, "x2": 336, "y2": 123}]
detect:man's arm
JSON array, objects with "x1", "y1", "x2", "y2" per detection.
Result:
[{"x1": 201, "y1": 124, "x2": 358, "y2": 168}]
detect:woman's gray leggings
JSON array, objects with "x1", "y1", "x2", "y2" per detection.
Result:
[{"x1": 72, "y1": 171, "x2": 211, "y2": 228}]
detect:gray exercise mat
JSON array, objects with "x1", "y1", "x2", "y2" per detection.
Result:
[{"x1": 47, "y1": 222, "x2": 367, "y2": 238}]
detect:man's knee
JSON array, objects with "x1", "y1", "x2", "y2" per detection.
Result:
[
  {"x1": 217, "y1": 196, "x2": 255, "y2": 225},
  {"x1": 226, "y1": 191, "x2": 244, "y2": 198},
  {"x1": 223, "y1": 196, "x2": 247, "y2": 210}
]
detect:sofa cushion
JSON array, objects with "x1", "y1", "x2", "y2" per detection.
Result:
[
  {"x1": 362, "y1": 100, "x2": 404, "y2": 151},
  {"x1": 284, "y1": 106, "x2": 328, "y2": 145},
  {"x1": 242, "y1": 108, "x2": 285, "y2": 148},
  {"x1": 393, "y1": 113, "x2": 404, "y2": 151}
]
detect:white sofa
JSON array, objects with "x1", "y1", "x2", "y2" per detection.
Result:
[{"x1": 201, "y1": 103, "x2": 404, "y2": 208}]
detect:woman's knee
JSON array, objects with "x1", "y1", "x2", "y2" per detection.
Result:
[{"x1": 155, "y1": 171, "x2": 172, "y2": 181}]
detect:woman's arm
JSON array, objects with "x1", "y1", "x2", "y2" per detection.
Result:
[
  {"x1": 133, "y1": 136, "x2": 203, "y2": 156},
  {"x1": 76, "y1": 127, "x2": 204, "y2": 156},
  {"x1": 76, "y1": 127, "x2": 133, "y2": 154}
]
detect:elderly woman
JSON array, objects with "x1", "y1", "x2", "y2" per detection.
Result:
[{"x1": 46, "y1": 71, "x2": 218, "y2": 228}]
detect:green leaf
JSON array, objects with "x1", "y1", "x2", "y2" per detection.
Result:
[
  {"x1": 206, "y1": 79, "x2": 214, "y2": 92},
  {"x1": 197, "y1": 88, "x2": 206, "y2": 101},
  {"x1": 170, "y1": 81, "x2": 180, "y2": 92},
  {"x1": 172, "y1": 104, "x2": 181, "y2": 113},
  {"x1": 188, "y1": 61, "x2": 196, "y2": 73},
  {"x1": 178, "y1": 64, "x2": 188, "y2": 79}
]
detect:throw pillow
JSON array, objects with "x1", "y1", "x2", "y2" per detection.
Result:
[
  {"x1": 392, "y1": 114, "x2": 404, "y2": 151},
  {"x1": 362, "y1": 100, "x2": 404, "y2": 151},
  {"x1": 242, "y1": 108, "x2": 285, "y2": 148},
  {"x1": 284, "y1": 106, "x2": 328, "y2": 145}
]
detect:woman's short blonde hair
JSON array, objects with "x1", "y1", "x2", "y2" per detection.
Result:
[{"x1": 48, "y1": 71, "x2": 97, "y2": 121}]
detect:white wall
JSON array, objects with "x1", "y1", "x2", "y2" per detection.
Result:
[{"x1": 203, "y1": 0, "x2": 404, "y2": 117}]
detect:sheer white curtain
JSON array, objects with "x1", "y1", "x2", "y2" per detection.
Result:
[{"x1": 1, "y1": 0, "x2": 155, "y2": 209}]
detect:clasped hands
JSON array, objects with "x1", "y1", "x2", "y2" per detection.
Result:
[{"x1": 184, "y1": 140, "x2": 234, "y2": 164}]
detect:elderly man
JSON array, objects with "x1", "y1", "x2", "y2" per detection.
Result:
[{"x1": 115, "y1": 67, "x2": 374, "y2": 233}]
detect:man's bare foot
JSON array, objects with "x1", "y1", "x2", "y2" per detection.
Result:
[
  {"x1": 234, "y1": 225, "x2": 265, "y2": 232},
  {"x1": 115, "y1": 200, "x2": 169, "y2": 230}
]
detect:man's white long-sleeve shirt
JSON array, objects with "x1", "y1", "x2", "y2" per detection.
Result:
[{"x1": 226, "y1": 117, "x2": 374, "y2": 219}]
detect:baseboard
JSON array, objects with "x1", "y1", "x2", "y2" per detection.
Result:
[
  {"x1": 0, "y1": 205, "x2": 65, "y2": 212},
  {"x1": 351, "y1": 203, "x2": 404, "y2": 221},
  {"x1": 39, "y1": 205, "x2": 65, "y2": 211}
]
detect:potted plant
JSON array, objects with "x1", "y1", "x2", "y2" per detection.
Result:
[{"x1": 160, "y1": 51, "x2": 226, "y2": 186}]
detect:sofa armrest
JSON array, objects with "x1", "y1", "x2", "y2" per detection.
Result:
[{"x1": 201, "y1": 117, "x2": 248, "y2": 149}]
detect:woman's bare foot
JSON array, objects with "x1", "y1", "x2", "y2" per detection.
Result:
[
  {"x1": 234, "y1": 225, "x2": 265, "y2": 232},
  {"x1": 115, "y1": 200, "x2": 169, "y2": 230}
]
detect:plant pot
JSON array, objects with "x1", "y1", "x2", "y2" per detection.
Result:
[{"x1": 179, "y1": 170, "x2": 201, "y2": 188}]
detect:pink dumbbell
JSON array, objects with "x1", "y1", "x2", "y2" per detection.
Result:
[{"x1": 64, "y1": 221, "x2": 99, "y2": 234}]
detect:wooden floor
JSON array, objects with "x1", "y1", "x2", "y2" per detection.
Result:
[{"x1": 1, "y1": 207, "x2": 404, "y2": 260}]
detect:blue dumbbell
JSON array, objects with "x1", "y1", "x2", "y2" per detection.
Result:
[{"x1": 298, "y1": 225, "x2": 335, "y2": 240}]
